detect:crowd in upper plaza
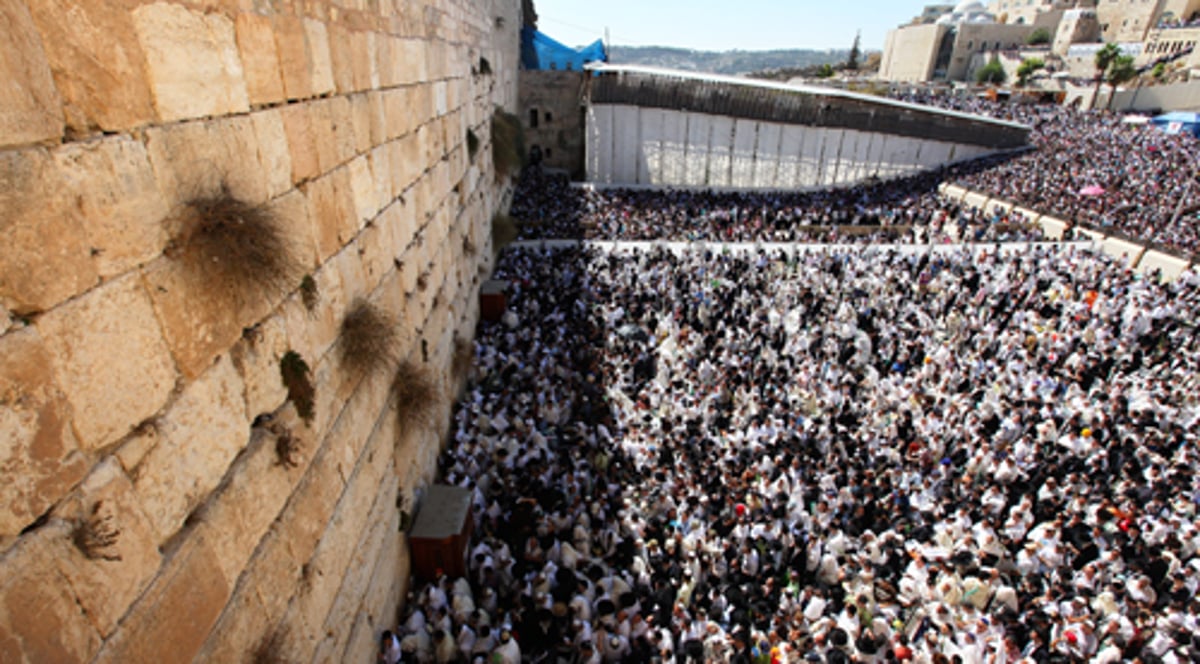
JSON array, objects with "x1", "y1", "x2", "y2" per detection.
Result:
[
  {"x1": 386, "y1": 244, "x2": 1200, "y2": 663},
  {"x1": 894, "y1": 91, "x2": 1200, "y2": 258},
  {"x1": 510, "y1": 167, "x2": 1044, "y2": 245}
]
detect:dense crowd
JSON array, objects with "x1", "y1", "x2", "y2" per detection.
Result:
[
  {"x1": 895, "y1": 92, "x2": 1200, "y2": 257},
  {"x1": 510, "y1": 168, "x2": 1045, "y2": 245},
  {"x1": 386, "y1": 243, "x2": 1200, "y2": 663}
]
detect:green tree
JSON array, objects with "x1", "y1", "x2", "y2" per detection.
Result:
[
  {"x1": 847, "y1": 31, "x2": 861, "y2": 71},
  {"x1": 1026, "y1": 27, "x2": 1052, "y2": 45},
  {"x1": 1091, "y1": 42, "x2": 1121, "y2": 109},
  {"x1": 1016, "y1": 57, "x2": 1045, "y2": 86},
  {"x1": 976, "y1": 56, "x2": 1006, "y2": 85},
  {"x1": 1152, "y1": 61, "x2": 1167, "y2": 81},
  {"x1": 816, "y1": 63, "x2": 835, "y2": 79},
  {"x1": 1105, "y1": 54, "x2": 1138, "y2": 109}
]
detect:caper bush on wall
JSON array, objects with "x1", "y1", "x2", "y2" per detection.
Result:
[
  {"x1": 339, "y1": 299, "x2": 398, "y2": 376},
  {"x1": 279, "y1": 350, "x2": 316, "y2": 424}
]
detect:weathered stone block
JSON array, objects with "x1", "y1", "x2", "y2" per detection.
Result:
[
  {"x1": 52, "y1": 136, "x2": 169, "y2": 279},
  {"x1": 273, "y1": 188, "x2": 320, "y2": 273},
  {"x1": 327, "y1": 24, "x2": 355, "y2": 93},
  {"x1": 272, "y1": 14, "x2": 312, "y2": 101},
  {"x1": 37, "y1": 273, "x2": 176, "y2": 453},
  {"x1": 396, "y1": 38, "x2": 428, "y2": 86},
  {"x1": 132, "y1": 354, "x2": 249, "y2": 543},
  {"x1": 0, "y1": 525, "x2": 102, "y2": 663},
  {"x1": 231, "y1": 312, "x2": 289, "y2": 421},
  {"x1": 250, "y1": 108, "x2": 294, "y2": 200},
  {"x1": 347, "y1": 93, "x2": 374, "y2": 156},
  {"x1": 327, "y1": 95, "x2": 357, "y2": 166},
  {"x1": 53, "y1": 459, "x2": 163, "y2": 638},
  {"x1": 280, "y1": 102, "x2": 320, "y2": 184},
  {"x1": 0, "y1": 0, "x2": 63, "y2": 148},
  {"x1": 307, "y1": 98, "x2": 341, "y2": 173},
  {"x1": 235, "y1": 12, "x2": 285, "y2": 106},
  {"x1": 0, "y1": 148, "x2": 99, "y2": 313},
  {"x1": 132, "y1": 2, "x2": 249, "y2": 123},
  {"x1": 144, "y1": 114, "x2": 269, "y2": 211},
  {"x1": 27, "y1": 0, "x2": 154, "y2": 134},
  {"x1": 373, "y1": 34, "x2": 396, "y2": 88},
  {"x1": 0, "y1": 328, "x2": 89, "y2": 539},
  {"x1": 302, "y1": 18, "x2": 335, "y2": 96},
  {"x1": 366, "y1": 90, "x2": 387, "y2": 146},
  {"x1": 282, "y1": 263, "x2": 345, "y2": 371},
  {"x1": 347, "y1": 154, "x2": 378, "y2": 227},
  {"x1": 194, "y1": 424, "x2": 302, "y2": 583},
  {"x1": 91, "y1": 532, "x2": 231, "y2": 664},
  {"x1": 350, "y1": 31, "x2": 379, "y2": 91},
  {"x1": 304, "y1": 166, "x2": 358, "y2": 262}
]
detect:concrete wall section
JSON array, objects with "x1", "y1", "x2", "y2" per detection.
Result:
[
  {"x1": 1139, "y1": 250, "x2": 1193, "y2": 280},
  {"x1": 588, "y1": 106, "x2": 1016, "y2": 190}
]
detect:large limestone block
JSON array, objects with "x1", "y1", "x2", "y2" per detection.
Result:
[
  {"x1": 132, "y1": 354, "x2": 249, "y2": 543},
  {"x1": 235, "y1": 12, "x2": 285, "y2": 106},
  {"x1": 349, "y1": 31, "x2": 379, "y2": 91},
  {"x1": 0, "y1": 526, "x2": 103, "y2": 663},
  {"x1": 230, "y1": 312, "x2": 289, "y2": 421},
  {"x1": 0, "y1": 0, "x2": 63, "y2": 148},
  {"x1": 282, "y1": 262, "x2": 346, "y2": 369},
  {"x1": 144, "y1": 114, "x2": 269, "y2": 211},
  {"x1": 250, "y1": 108, "x2": 294, "y2": 199},
  {"x1": 273, "y1": 14, "x2": 312, "y2": 101},
  {"x1": 280, "y1": 102, "x2": 321, "y2": 184},
  {"x1": 132, "y1": 2, "x2": 249, "y2": 123},
  {"x1": 52, "y1": 136, "x2": 169, "y2": 278},
  {"x1": 302, "y1": 18, "x2": 335, "y2": 96},
  {"x1": 0, "y1": 148, "x2": 99, "y2": 313},
  {"x1": 52, "y1": 459, "x2": 163, "y2": 638},
  {"x1": 348, "y1": 93, "x2": 374, "y2": 155},
  {"x1": 37, "y1": 273, "x2": 176, "y2": 452},
  {"x1": 327, "y1": 95, "x2": 358, "y2": 166},
  {"x1": 365, "y1": 90, "x2": 387, "y2": 147},
  {"x1": 304, "y1": 166, "x2": 359, "y2": 261},
  {"x1": 194, "y1": 424, "x2": 304, "y2": 583},
  {"x1": 327, "y1": 24, "x2": 354, "y2": 93},
  {"x1": 373, "y1": 34, "x2": 396, "y2": 88},
  {"x1": 0, "y1": 328, "x2": 89, "y2": 539},
  {"x1": 91, "y1": 532, "x2": 231, "y2": 664},
  {"x1": 348, "y1": 154, "x2": 379, "y2": 227},
  {"x1": 307, "y1": 98, "x2": 342, "y2": 173},
  {"x1": 27, "y1": 0, "x2": 154, "y2": 134}
]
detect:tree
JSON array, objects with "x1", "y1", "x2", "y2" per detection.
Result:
[
  {"x1": 1016, "y1": 57, "x2": 1045, "y2": 86},
  {"x1": 847, "y1": 30, "x2": 861, "y2": 71},
  {"x1": 1091, "y1": 42, "x2": 1121, "y2": 109},
  {"x1": 976, "y1": 56, "x2": 1006, "y2": 85},
  {"x1": 816, "y1": 63, "x2": 835, "y2": 79},
  {"x1": 1105, "y1": 54, "x2": 1138, "y2": 109},
  {"x1": 1026, "y1": 27, "x2": 1052, "y2": 45}
]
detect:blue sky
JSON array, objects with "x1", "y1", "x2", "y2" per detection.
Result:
[{"x1": 532, "y1": 0, "x2": 918, "y2": 52}]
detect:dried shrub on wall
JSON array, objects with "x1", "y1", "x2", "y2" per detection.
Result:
[
  {"x1": 279, "y1": 350, "x2": 315, "y2": 424},
  {"x1": 73, "y1": 501, "x2": 121, "y2": 562},
  {"x1": 393, "y1": 359, "x2": 437, "y2": 436},
  {"x1": 167, "y1": 184, "x2": 300, "y2": 306},
  {"x1": 250, "y1": 625, "x2": 291, "y2": 664},
  {"x1": 299, "y1": 274, "x2": 319, "y2": 312},
  {"x1": 479, "y1": 57, "x2": 492, "y2": 75},
  {"x1": 339, "y1": 300, "x2": 398, "y2": 376},
  {"x1": 452, "y1": 336, "x2": 474, "y2": 380},
  {"x1": 491, "y1": 107, "x2": 525, "y2": 178},
  {"x1": 492, "y1": 213, "x2": 520, "y2": 254},
  {"x1": 466, "y1": 129, "x2": 480, "y2": 160}
]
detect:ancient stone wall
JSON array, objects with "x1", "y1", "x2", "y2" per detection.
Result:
[{"x1": 0, "y1": 0, "x2": 521, "y2": 661}]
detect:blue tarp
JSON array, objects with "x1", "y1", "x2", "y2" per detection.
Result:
[
  {"x1": 521, "y1": 28, "x2": 606, "y2": 71},
  {"x1": 1151, "y1": 111, "x2": 1200, "y2": 137}
]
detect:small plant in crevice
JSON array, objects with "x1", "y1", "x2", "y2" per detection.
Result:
[
  {"x1": 73, "y1": 501, "x2": 122, "y2": 562},
  {"x1": 492, "y1": 213, "x2": 520, "y2": 254},
  {"x1": 479, "y1": 56, "x2": 492, "y2": 76},
  {"x1": 268, "y1": 420, "x2": 303, "y2": 469},
  {"x1": 416, "y1": 271, "x2": 430, "y2": 293},
  {"x1": 392, "y1": 359, "x2": 437, "y2": 437},
  {"x1": 466, "y1": 129, "x2": 480, "y2": 160},
  {"x1": 299, "y1": 274, "x2": 319, "y2": 312},
  {"x1": 250, "y1": 624, "x2": 291, "y2": 664},
  {"x1": 491, "y1": 107, "x2": 525, "y2": 178},
  {"x1": 462, "y1": 234, "x2": 477, "y2": 256},
  {"x1": 339, "y1": 299, "x2": 398, "y2": 376},
  {"x1": 279, "y1": 350, "x2": 316, "y2": 424},
  {"x1": 166, "y1": 184, "x2": 300, "y2": 307}
]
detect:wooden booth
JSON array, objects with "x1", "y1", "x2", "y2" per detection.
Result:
[{"x1": 408, "y1": 485, "x2": 473, "y2": 581}]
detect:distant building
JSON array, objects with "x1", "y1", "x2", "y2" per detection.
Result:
[
  {"x1": 880, "y1": 1, "x2": 1039, "y2": 81},
  {"x1": 518, "y1": 29, "x2": 606, "y2": 175},
  {"x1": 988, "y1": 0, "x2": 1078, "y2": 26}
]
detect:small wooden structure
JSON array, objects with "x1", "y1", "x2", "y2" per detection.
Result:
[
  {"x1": 408, "y1": 485, "x2": 473, "y2": 581},
  {"x1": 480, "y1": 279, "x2": 509, "y2": 322}
]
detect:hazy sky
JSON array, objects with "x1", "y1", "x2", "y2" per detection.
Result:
[{"x1": 532, "y1": 0, "x2": 920, "y2": 52}]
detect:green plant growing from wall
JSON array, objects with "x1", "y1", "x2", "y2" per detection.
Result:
[
  {"x1": 491, "y1": 107, "x2": 525, "y2": 177},
  {"x1": 466, "y1": 129, "x2": 480, "y2": 160},
  {"x1": 280, "y1": 350, "x2": 316, "y2": 424},
  {"x1": 1026, "y1": 28, "x2": 1052, "y2": 46},
  {"x1": 168, "y1": 184, "x2": 300, "y2": 307},
  {"x1": 975, "y1": 56, "x2": 1007, "y2": 85},
  {"x1": 1016, "y1": 57, "x2": 1045, "y2": 86},
  {"x1": 339, "y1": 299, "x2": 398, "y2": 376},
  {"x1": 299, "y1": 274, "x2": 319, "y2": 312},
  {"x1": 392, "y1": 359, "x2": 437, "y2": 437}
]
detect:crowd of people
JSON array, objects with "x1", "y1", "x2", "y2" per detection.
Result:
[
  {"x1": 509, "y1": 167, "x2": 1045, "y2": 246},
  {"x1": 385, "y1": 241, "x2": 1200, "y2": 663},
  {"x1": 894, "y1": 92, "x2": 1200, "y2": 258}
]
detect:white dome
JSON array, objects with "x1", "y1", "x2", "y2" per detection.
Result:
[{"x1": 953, "y1": 0, "x2": 986, "y2": 13}]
